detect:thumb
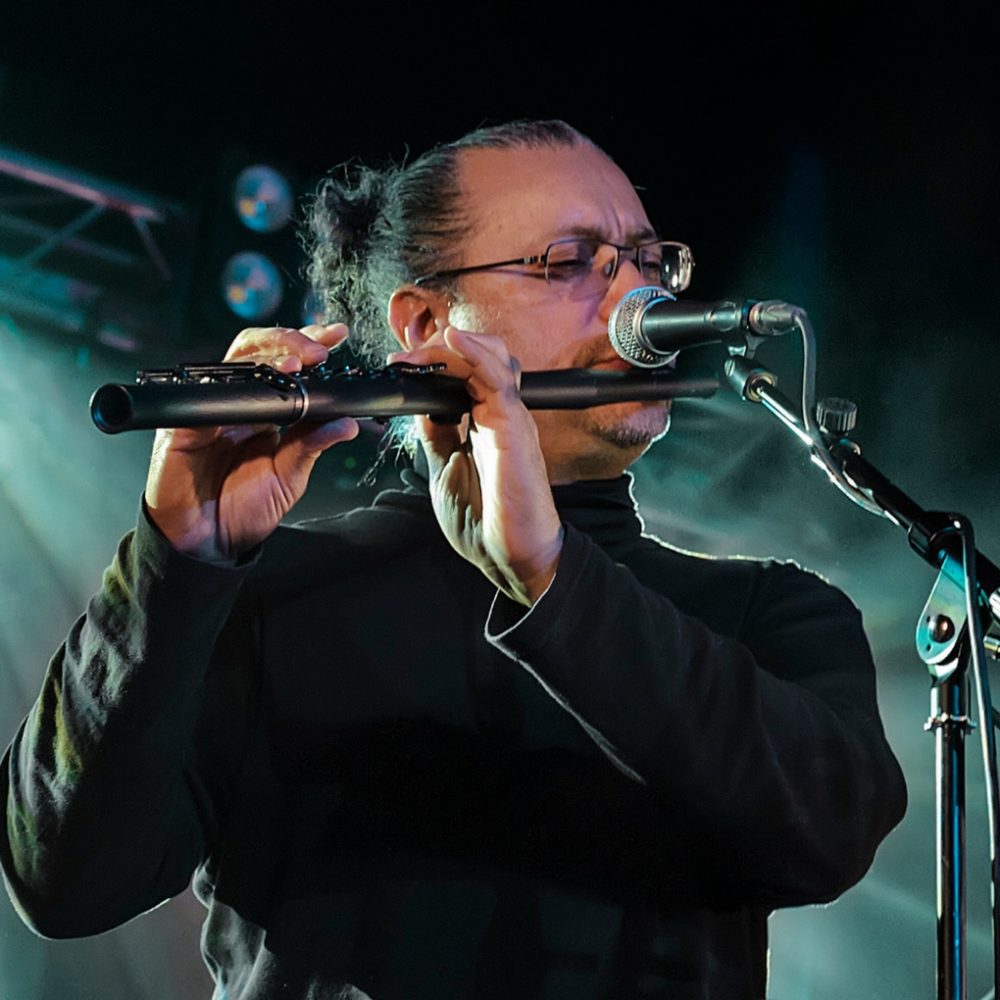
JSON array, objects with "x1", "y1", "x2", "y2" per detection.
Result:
[
  {"x1": 414, "y1": 413, "x2": 468, "y2": 481},
  {"x1": 274, "y1": 417, "x2": 360, "y2": 481}
]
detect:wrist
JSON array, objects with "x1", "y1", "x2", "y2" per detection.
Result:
[
  {"x1": 142, "y1": 496, "x2": 233, "y2": 565},
  {"x1": 505, "y1": 525, "x2": 564, "y2": 606}
]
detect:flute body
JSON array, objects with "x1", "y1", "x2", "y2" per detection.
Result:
[{"x1": 90, "y1": 362, "x2": 719, "y2": 434}]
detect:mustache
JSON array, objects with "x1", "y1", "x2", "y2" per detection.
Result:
[{"x1": 572, "y1": 342, "x2": 677, "y2": 371}]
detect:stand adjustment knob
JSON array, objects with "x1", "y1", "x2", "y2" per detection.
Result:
[{"x1": 816, "y1": 396, "x2": 858, "y2": 434}]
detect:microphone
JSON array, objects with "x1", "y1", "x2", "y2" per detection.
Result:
[{"x1": 608, "y1": 286, "x2": 805, "y2": 368}]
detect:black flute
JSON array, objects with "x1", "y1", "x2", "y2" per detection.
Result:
[{"x1": 90, "y1": 361, "x2": 719, "y2": 434}]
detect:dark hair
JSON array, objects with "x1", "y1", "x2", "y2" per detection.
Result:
[{"x1": 304, "y1": 119, "x2": 592, "y2": 365}]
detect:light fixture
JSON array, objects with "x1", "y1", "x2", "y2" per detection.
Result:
[
  {"x1": 221, "y1": 251, "x2": 284, "y2": 321},
  {"x1": 232, "y1": 165, "x2": 294, "y2": 234}
]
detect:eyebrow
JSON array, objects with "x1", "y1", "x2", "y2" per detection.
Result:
[{"x1": 560, "y1": 223, "x2": 662, "y2": 245}]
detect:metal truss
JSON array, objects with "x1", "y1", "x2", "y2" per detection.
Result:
[{"x1": 0, "y1": 144, "x2": 190, "y2": 350}]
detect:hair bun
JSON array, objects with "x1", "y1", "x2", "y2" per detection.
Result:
[{"x1": 313, "y1": 165, "x2": 390, "y2": 260}]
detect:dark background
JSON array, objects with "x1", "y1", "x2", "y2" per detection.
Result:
[{"x1": 0, "y1": 5, "x2": 998, "y2": 997}]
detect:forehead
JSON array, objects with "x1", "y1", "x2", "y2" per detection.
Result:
[{"x1": 454, "y1": 143, "x2": 654, "y2": 255}]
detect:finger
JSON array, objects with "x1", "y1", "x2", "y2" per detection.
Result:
[
  {"x1": 266, "y1": 354, "x2": 306, "y2": 374},
  {"x1": 441, "y1": 327, "x2": 514, "y2": 373},
  {"x1": 300, "y1": 322, "x2": 350, "y2": 350},
  {"x1": 386, "y1": 345, "x2": 475, "y2": 381},
  {"x1": 158, "y1": 421, "x2": 279, "y2": 454},
  {"x1": 275, "y1": 416, "x2": 360, "y2": 472},
  {"x1": 441, "y1": 328, "x2": 521, "y2": 404},
  {"x1": 223, "y1": 327, "x2": 301, "y2": 361},
  {"x1": 223, "y1": 324, "x2": 345, "y2": 364},
  {"x1": 152, "y1": 425, "x2": 221, "y2": 454}
]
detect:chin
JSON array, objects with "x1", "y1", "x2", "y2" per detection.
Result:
[
  {"x1": 587, "y1": 401, "x2": 670, "y2": 452},
  {"x1": 537, "y1": 402, "x2": 670, "y2": 482}
]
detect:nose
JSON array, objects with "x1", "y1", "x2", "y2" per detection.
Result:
[{"x1": 599, "y1": 255, "x2": 649, "y2": 323}]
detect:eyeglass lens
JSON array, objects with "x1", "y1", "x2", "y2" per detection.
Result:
[{"x1": 543, "y1": 240, "x2": 692, "y2": 295}]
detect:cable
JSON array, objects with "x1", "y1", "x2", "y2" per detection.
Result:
[{"x1": 794, "y1": 312, "x2": 887, "y2": 518}]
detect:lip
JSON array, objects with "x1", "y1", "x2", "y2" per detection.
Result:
[{"x1": 593, "y1": 355, "x2": 679, "y2": 372}]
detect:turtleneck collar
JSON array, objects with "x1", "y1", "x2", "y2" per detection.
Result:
[
  {"x1": 550, "y1": 474, "x2": 645, "y2": 550},
  {"x1": 399, "y1": 445, "x2": 645, "y2": 554}
]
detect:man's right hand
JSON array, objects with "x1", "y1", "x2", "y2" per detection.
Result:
[{"x1": 144, "y1": 322, "x2": 359, "y2": 562}]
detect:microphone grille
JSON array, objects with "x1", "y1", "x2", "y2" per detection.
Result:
[{"x1": 608, "y1": 286, "x2": 677, "y2": 369}]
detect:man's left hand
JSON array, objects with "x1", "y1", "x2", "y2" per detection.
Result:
[{"x1": 393, "y1": 326, "x2": 563, "y2": 606}]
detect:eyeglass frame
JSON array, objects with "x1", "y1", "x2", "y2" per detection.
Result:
[{"x1": 411, "y1": 237, "x2": 694, "y2": 293}]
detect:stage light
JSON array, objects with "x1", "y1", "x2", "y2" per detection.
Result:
[
  {"x1": 233, "y1": 165, "x2": 294, "y2": 234},
  {"x1": 183, "y1": 152, "x2": 307, "y2": 351},
  {"x1": 221, "y1": 251, "x2": 283, "y2": 321}
]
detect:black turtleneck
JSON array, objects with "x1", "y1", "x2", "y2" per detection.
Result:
[
  {"x1": 401, "y1": 441, "x2": 646, "y2": 554},
  {"x1": 2, "y1": 469, "x2": 906, "y2": 1000}
]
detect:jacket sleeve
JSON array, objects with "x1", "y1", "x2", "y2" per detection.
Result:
[
  {"x1": 485, "y1": 524, "x2": 907, "y2": 909},
  {"x1": 1, "y1": 506, "x2": 258, "y2": 938}
]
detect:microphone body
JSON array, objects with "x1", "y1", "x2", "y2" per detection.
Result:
[
  {"x1": 90, "y1": 365, "x2": 719, "y2": 434},
  {"x1": 609, "y1": 286, "x2": 805, "y2": 367}
]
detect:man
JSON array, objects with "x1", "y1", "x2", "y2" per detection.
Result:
[{"x1": 1, "y1": 120, "x2": 906, "y2": 999}]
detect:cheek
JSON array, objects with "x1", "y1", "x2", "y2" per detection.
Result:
[
  {"x1": 447, "y1": 299, "x2": 547, "y2": 368},
  {"x1": 447, "y1": 301, "x2": 486, "y2": 332},
  {"x1": 449, "y1": 294, "x2": 599, "y2": 371}
]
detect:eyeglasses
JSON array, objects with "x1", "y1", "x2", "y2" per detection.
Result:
[{"x1": 412, "y1": 238, "x2": 694, "y2": 297}]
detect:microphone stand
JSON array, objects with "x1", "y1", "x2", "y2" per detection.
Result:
[{"x1": 725, "y1": 351, "x2": 1000, "y2": 1000}]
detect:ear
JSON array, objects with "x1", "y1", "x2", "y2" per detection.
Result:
[{"x1": 387, "y1": 287, "x2": 448, "y2": 351}]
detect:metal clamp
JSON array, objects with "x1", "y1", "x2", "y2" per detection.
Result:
[
  {"x1": 924, "y1": 712, "x2": 977, "y2": 733},
  {"x1": 917, "y1": 564, "x2": 969, "y2": 681}
]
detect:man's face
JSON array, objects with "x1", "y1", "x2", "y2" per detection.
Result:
[{"x1": 446, "y1": 142, "x2": 671, "y2": 483}]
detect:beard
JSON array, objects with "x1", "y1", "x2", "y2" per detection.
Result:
[
  {"x1": 537, "y1": 400, "x2": 671, "y2": 483},
  {"x1": 581, "y1": 399, "x2": 671, "y2": 452}
]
